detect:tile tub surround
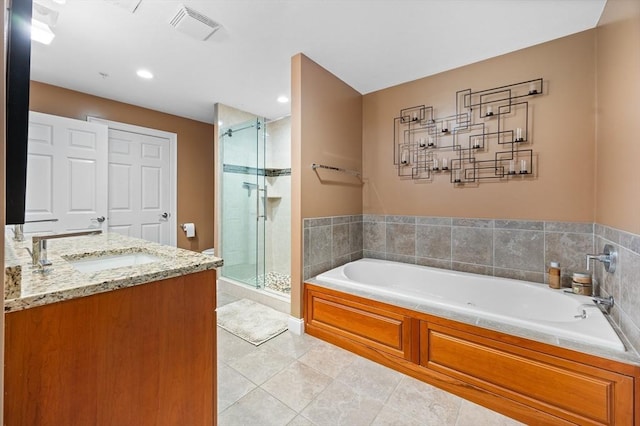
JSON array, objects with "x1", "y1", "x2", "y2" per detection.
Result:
[
  {"x1": 304, "y1": 215, "x2": 640, "y2": 355},
  {"x1": 4, "y1": 232, "x2": 223, "y2": 312},
  {"x1": 303, "y1": 216, "x2": 363, "y2": 280},
  {"x1": 594, "y1": 224, "x2": 640, "y2": 356},
  {"x1": 362, "y1": 215, "x2": 594, "y2": 286}
]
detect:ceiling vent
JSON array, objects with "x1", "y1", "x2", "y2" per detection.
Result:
[{"x1": 169, "y1": 5, "x2": 221, "y2": 41}]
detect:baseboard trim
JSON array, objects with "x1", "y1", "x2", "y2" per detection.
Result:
[{"x1": 288, "y1": 316, "x2": 304, "y2": 335}]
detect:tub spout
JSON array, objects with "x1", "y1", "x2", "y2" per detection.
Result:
[{"x1": 592, "y1": 295, "x2": 614, "y2": 312}]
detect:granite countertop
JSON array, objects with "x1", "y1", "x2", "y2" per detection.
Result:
[
  {"x1": 306, "y1": 278, "x2": 640, "y2": 366},
  {"x1": 4, "y1": 232, "x2": 223, "y2": 313}
]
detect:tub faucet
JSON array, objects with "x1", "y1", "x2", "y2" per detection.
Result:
[
  {"x1": 30, "y1": 230, "x2": 102, "y2": 270},
  {"x1": 592, "y1": 295, "x2": 614, "y2": 312},
  {"x1": 586, "y1": 244, "x2": 617, "y2": 273}
]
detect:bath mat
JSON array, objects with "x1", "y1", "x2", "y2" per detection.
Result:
[{"x1": 217, "y1": 299, "x2": 288, "y2": 346}]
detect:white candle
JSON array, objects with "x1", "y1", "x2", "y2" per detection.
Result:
[
  {"x1": 442, "y1": 158, "x2": 448, "y2": 169},
  {"x1": 516, "y1": 127, "x2": 522, "y2": 140},
  {"x1": 442, "y1": 120, "x2": 448, "y2": 131},
  {"x1": 401, "y1": 149, "x2": 409, "y2": 165},
  {"x1": 486, "y1": 105, "x2": 493, "y2": 115},
  {"x1": 428, "y1": 136, "x2": 435, "y2": 147},
  {"x1": 432, "y1": 158, "x2": 439, "y2": 170},
  {"x1": 419, "y1": 137, "x2": 425, "y2": 147},
  {"x1": 529, "y1": 82, "x2": 537, "y2": 93},
  {"x1": 413, "y1": 111, "x2": 418, "y2": 120},
  {"x1": 509, "y1": 160, "x2": 515, "y2": 174},
  {"x1": 520, "y1": 159, "x2": 528, "y2": 173},
  {"x1": 453, "y1": 170, "x2": 461, "y2": 182}
]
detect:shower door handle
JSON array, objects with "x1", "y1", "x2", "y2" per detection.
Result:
[{"x1": 256, "y1": 187, "x2": 266, "y2": 220}]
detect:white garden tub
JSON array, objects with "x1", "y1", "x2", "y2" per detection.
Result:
[{"x1": 316, "y1": 258, "x2": 625, "y2": 352}]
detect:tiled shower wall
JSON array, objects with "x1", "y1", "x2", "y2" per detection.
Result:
[{"x1": 594, "y1": 224, "x2": 640, "y2": 352}]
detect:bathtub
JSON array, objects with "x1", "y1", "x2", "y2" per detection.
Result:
[{"x1": 315, "y1": 258, "x2": 626, "y2": 352}]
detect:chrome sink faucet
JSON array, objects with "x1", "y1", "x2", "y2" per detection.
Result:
[
  {"x1": 586, "y1": 243, "x2": 617, "y2": 273},
  {"x1": 28, "y1": 230, "x2": 102, "y2": 269}
]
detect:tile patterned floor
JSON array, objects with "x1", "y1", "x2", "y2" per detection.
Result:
[{"x1": 217, "y1": 292, "x2": 524, "y2": 426}]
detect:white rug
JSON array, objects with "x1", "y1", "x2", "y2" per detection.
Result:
[{"x1": 217, "y1": 299, "x2": 288, "y2": 346}]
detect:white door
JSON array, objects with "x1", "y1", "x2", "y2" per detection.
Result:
[
  {"x1": 24, "y1": 112, "x2": 108, "y2": 236},
  {"x1": 106, "y1": 128, "x2": 173, "y2": 245}
]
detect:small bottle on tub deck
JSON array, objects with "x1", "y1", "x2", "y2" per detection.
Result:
[{"x1": 548, "y1": 262, "x2": 561, "y2": 289}]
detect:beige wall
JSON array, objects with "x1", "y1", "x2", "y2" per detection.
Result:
[
  {"x1": 291, "y1": 54, "x2": 363, "y2": 317},
  {"x1": 362, "y1": 30, "x2": 597, "y2": 222},
  {"x1": 1, "y1": 4, "x2": 6, "y2": 420},
  {"x1": 29, "y1": 82, "x2": 215, "y2": 251},
  {"x1": 595, "y1": 0, "x2": 640, "y2": 235}
]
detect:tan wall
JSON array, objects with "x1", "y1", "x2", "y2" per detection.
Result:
[
  {"x1": 595, "y1": 0, "x2": 640, "y2": 235},
  {"x1": 1, "y1": 4, "x2": 6, "y2": 420},
  {"x1": 291, "y1": 53, "x2": 363, "y2": 317},
  {"x1": 29, "y1": 82, "x2": 215, "y2": 251},
  {"x1": 362, "y1": 30, "x2": 597, "y2": 222},
  {"x1": 299, "y1": 57, "x2": 363, "y2": 218}
]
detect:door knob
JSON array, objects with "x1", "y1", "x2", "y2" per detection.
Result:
[
  {"x1": 92, "y1": 216, "x2": 106, "y2": 223},
  {"x1": 161, "y1": 212, "x2": 170, "y2": 219}
]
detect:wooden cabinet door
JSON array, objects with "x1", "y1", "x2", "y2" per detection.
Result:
[
  {"x1": 4, "y1": 270, "x2": 216, "y2": 426},
  {"x1": 421, "y1": 321, "x2": 635, "y2": 425}
]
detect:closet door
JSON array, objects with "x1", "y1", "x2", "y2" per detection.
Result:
[
  {"x1": 106, "y1": 128, "x2": 172, "y2": 245},
  {"x1": 24, "y1": 112, "x2": 108, "y2": 235}
]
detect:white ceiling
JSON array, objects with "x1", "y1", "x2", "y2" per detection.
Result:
[{"x1": 30, "y1": 0, "x2": 607, "y2": 124}]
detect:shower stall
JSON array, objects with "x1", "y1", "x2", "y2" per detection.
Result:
[{"x1": 218, "y1": 116, "x2": 291, "y2": 297}]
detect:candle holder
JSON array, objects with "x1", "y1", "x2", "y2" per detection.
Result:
[
  {"x1": 485, "y1": 105, "x2": 493, "y2": 117},
  {"x1": 393, "y1": 77, "x2": 542, "y2": 186},
  {"x1": 515, "y1": 128, "x2": 524, "y2": 142}
]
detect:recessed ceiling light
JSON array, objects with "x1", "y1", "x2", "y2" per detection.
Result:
[
  {"x1": 277, "y1": 95, "x2": 289, "y2": 103},
  {"x1": 31, "y1": 19, "x2": 55, "y2": 45},
  {"x1": 136, "y1": 69, "x2": 154, "y2": 79}
]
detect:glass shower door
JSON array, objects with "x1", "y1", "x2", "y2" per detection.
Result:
[{"x1": 220, "y1": 119, "x2": 266, "y2": 288}]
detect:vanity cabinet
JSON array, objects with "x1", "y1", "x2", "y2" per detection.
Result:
[
  {"x1": 5, "y1": 270, "x2": 216, "y2": 426},
  {"x1": 305, "y1": 283, "x2": 640, "y2": 425}
]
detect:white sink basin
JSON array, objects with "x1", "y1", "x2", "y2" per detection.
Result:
[{"x1": 68, "y1": 252, "x2": 162, "y2": 273}]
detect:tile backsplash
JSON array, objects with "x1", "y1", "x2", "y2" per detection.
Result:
[
  {"x1": 303, "y1": 216, "x2": 363, "y2": 280},
  {"x1": 362, "y1": 215, "x2": 593, "y2": 286},
  {"x1": 303, "y1": 215, "x2": 640, "y2": 353},
  {"x1": 593, "y1": 224, "x2": 640, "y2": 354}
]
